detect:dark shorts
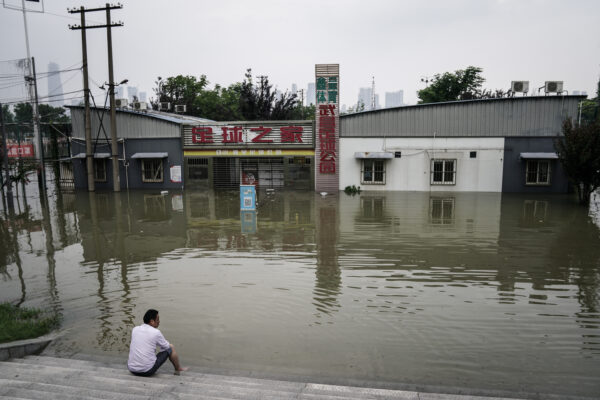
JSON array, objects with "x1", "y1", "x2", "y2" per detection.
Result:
[{"x1": 130, "y1": 347, "x2": 172, "y2": 377}]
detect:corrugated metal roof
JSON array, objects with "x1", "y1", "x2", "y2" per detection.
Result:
[
  {"x1": 66, "y1": 105, "x2": 214, "y2": 125},
  {"x1": 341, "y1": 95, "x2": 585, "y2": 138},
  {"x1": 68, "y1": 106, "x2": 212, "y2": 140},
  {"x1": 72, "y1": 152, "x2": 110, "y2": 159}
]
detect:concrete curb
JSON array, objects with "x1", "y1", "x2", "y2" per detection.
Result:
[{"x1": 0, "y1": 331, "x2": 62, "y2": 361}]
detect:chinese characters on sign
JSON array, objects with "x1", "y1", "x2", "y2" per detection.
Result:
[
  {"x1": 6, "y1": 144, "x2": 34, "y2": 158},
  {"x1": 315, "y1": 64, "x2": 339, "y2": 192},
  {"x1": 191, "y1": 125, "x2": 305, "y2": 145}
]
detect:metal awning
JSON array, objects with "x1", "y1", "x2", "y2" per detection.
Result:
[
  {"x1": 71, "y1": 153, "x2": 111, "y2": 159},
  {"x1": 354, "y1": 152, "x2": 394, "y2": 159},
  {"x1": 131, "y1": 152, "x2": 168, "y2": 159},
  {"x1": 520, "y1": 152, "x2": 559, "y2": 160}
]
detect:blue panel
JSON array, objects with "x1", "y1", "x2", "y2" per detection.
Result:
[
  {"x1": 240, "y1": 185, "x2": 256, "y2": 210},
  {"x1": 240, "y1": 210, "x2": 257, "y2": 234}
]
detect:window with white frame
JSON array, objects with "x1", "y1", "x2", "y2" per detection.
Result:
[
  {"x1": 431, "y1": 159, "x2": 456, "y2": 185},
  {"x1": 94, "y1": 159, "x2": 106, "y2": 182},
  {"x1": 141, "y1": 159, "x2": 164, "y2": 183},
  {"x1": 361, "y1": 159, "x2": 385, "y2": 184},
  {"x1": 525, "y1": 160, "x2": 550, "y2": 185}
]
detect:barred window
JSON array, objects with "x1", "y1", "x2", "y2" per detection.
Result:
[
  {"x1": 142, "y1": 159, "x2": 164, "y2": 183},
  {"x1": 431, "y1": 159, "x2": 456, "y2": 185},
  {"x1": 525, "y1": 160, "x2": 550, "y2": 185},
  {"x1": 94, "y1": 159, "x2": 106, "y2": 182},
  {"x1": 361, "y1": 159, "x2": 385, "y2": 184}
]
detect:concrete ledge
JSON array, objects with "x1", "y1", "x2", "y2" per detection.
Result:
[{"x1": 0, "y1": 332, "x2": 61, "y2": 361}]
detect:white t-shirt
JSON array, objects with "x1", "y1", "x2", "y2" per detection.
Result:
[{"x1": 127, "y1": 324, "x2": 171, "y2": 372}]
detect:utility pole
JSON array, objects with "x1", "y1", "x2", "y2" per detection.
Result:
[
  {"x1": 106, "y1": 3, "x2": 122, "y2": 191},
  {"x1": 69, "y1": 4, "x2": 124, "y2": 192},
  {"x1": 16, "y1": 0, "x2": 43, "y2": 187},
  {"x1": 371, "y1": 76, "x2": 376, "y2": 110},
  {"x1": 298, "y1": 89, "x2": 304, "y2": 118},
  {"x1": 30, "y1": 57, "x2": 46, "y2": 192},
  {"x1": 1, "y1": 102, "x2": 14, "y2": 209}
]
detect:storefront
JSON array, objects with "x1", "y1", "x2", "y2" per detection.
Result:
[{"x1": 183, "y1": 121, "x2": 314, "y2": 190}]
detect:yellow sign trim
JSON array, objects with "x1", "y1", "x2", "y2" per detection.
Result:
[{"x1": 184, "y1": 149, "x2": 315, "y2": 157}]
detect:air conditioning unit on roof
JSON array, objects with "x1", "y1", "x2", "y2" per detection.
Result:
[
  {"x1": 174, "y1": 104, "x2": 186, "y2": 113},
  {"x1": 115, "y1": 98, "x2": 128, "y2": 107},
  {"x1": 511, "y1": 81, "x2": 529, "y2": 93},
  {"x1": 132, "y1": 101, "x2": 147, "y2": 110},
  {"x1": 160, "y1": 102, "x2": 171, "y2": 111},
  {"x1": 545, "y1": 81, "x2": 563, "y2": 93}
]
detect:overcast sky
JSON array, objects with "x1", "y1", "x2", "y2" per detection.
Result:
[{"x1": 1, "y1": 0, "x2": 599, "y2": 108}]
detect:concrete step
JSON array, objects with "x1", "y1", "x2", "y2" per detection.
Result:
[
  {"x1": 18, "y1": 355, "x2": 305, "y2": 390},
  {"x1": 9, "y1": 357, "x2": 309, "y2": 398},
  {"x1": 0, "y1": 378, "x2": 140, "y2": 400},
  {"x1": 0, "y1": 356, "x2": 535, "y2": 400},
  {"x1": 0, "y1": 360, "x2": 307, "y2": 400}
]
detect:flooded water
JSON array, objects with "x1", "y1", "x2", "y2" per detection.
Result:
[{"x1": 1, "y1": 181, "x2": 600, "y2": 398}]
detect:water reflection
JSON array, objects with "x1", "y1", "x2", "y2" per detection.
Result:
[
  {"x1": 314, "y1": 195, "x2": 341, "y2": 317},
  {"x1": 1, "y1": 187, "x2": 600, "y2": 397}
]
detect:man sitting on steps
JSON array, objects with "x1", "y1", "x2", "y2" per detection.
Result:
[{"x1": 127, "y1": 309, "x2": 188, "y2": 376}]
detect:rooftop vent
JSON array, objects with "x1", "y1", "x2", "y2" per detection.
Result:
[
  {"x1": 115, "y1": 98, "x2": 128, "y2": 108},
  {"x1": 545, "y1": 81, "x2": 563, "y2": 94},
  {"x1": 511, "y1": 81, "x2": 529, "y2": 93},
  {"x1": 132, "y1": 101, "x2": 147, "y2": 111}
]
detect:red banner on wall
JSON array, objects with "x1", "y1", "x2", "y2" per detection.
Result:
[{"x1": 5, "y1": 144, "x2": 35, "y2": 158}]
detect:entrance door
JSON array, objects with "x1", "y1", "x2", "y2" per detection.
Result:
[{"x1": 213, "y1": 158, "x2": 240, "y2": 189}]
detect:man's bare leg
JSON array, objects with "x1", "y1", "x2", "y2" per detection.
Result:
[{"x1": 169, "y1": 344, "x2": 188, "y2": 374}]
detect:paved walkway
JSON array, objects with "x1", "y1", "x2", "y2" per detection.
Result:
[
  {"x1": 0, "y1": 356, "x2": 536, "y2": 400},
  {"x1": 0, "y1": 355, "x2": 590, "y2": 400}
]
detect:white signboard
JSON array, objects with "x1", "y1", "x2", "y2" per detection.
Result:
[{"x1": 170, "y1": 165, "x2": 182, "y2": 183}]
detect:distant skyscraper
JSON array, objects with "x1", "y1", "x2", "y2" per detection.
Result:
[
  {"x1": 139, "y1": 92, "x2": 147, "y2": 102},
  {"x1": 47, "y1": 62, "x2": 64, "y2": 106},
  {"x1": 358, "y1": 87, "x2": 371, "y2": 110},
  {"x1": 127, "y1": 86, "x2": 138, "y2": 102},
  {"x1": 385, "y1": 90, "x2": 404, "y2": 108},
  {"x1": 307, "y1": 82, "x2": 316, "y2": 106},
  {"x1": 291, "y1": 83, "x2": 297, "y2": 96},
  {"x1": 116, "y1": 86, "x2": 124, "y2": 99},
  {"x1": 358, "y1": 87, "x2": 380, "y2": 111}
]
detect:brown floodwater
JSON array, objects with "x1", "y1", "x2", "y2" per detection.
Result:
[{"x1": 1, "y1": 181, "x2": 599, "y2": 398}]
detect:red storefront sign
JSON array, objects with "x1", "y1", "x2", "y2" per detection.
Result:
[
  {"x1": 5, "y1": 144, "x2": 35, "y2": 158},
  {"x1": 318, "y1": 105, "x2": 336, "y2": 173},
  {"x1": 190, "y1": 125, "x2": 305, "y2": 145}
]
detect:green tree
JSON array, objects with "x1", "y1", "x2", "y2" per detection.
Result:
[
  {"x1": 555, "y1": 118, "x2": 600, "y2": 205},
  {"x1": 417, "y1": 66, "x2": 485, "y2": 104},
  {"x1": 1, "y1": 104, "x2": 14, "y2": 124},
  {"x1": 153, "y1": 70, "x2": 305, "y2": 121},
  {"x1": 152, "y1": 75, "x2": 243, "y2": 121},
  {"x1": 152, "y1": 75, "x2": 209, "y2": 116},
  {"x1": 239, "y1": 69, "x2": 299, "y2": 120},
  {"x1": 577, "y1": 78, "x2": 600, "y2": 125},
  {"x1": 13, "y1": 102, "x2": 33, "y2": 124}
]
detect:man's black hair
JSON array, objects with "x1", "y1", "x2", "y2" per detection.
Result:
[{"x1": 143, "y1": 309, "x2": 159, "y2": 324}]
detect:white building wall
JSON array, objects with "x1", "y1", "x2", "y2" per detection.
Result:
[{"x1": 339, "y1": 137, "x2": 505, "y2": 192}]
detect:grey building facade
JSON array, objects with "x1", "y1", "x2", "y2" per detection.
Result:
[
  {"x1": 67, "y1": 106, "x2": 213, "y2": 190},
  {"x1": 340, "y1": 95, "x2": 584, "y2": 193}
]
